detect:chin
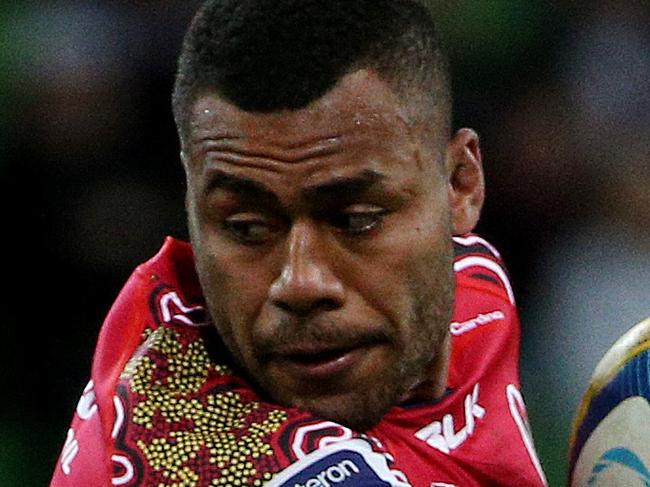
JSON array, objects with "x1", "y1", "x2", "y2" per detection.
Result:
[
  {"x1": 288, "y1": 384, "x2": 404, "y2": 432},
  {"x1": 296, "y1": 399, "x2": 385, "y2": 432}
]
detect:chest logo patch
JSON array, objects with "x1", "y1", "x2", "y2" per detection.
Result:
[{"x1": 267, "y1": 439, "x2": 412, "y2": 486}]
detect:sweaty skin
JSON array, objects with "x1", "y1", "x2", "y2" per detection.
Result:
[{"x1": 183, "y1": 69, "x2": 484, "y2": 431}]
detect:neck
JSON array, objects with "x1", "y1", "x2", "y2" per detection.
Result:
[{"x1": 402, "y1": 332, "x2": 451, "y2": 404}]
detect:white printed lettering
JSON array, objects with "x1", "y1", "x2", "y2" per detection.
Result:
[
  {"x1": 450, "y1": 311, "x2": 505, "y2": 336},
  {"x1": 415, "y1": 383, "x2": 485, "y2": 454},
  {"x1": 293, "y1": 459, "x2": 360, "y2": 487}
]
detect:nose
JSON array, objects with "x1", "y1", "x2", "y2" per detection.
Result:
[{"x1": 269, "y1": 221, "x2": 345, "y2": 316}]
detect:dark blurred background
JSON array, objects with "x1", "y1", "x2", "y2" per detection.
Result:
[{"x1": 1, "y1": 1, "x2": 648, "y2": 485}]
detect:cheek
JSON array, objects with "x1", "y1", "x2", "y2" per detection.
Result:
[
  {"x1": 196, "y1": 247, "x2": 275, "y2": 347},
  {"x1": 355, "y1": 219, "x2": 451, "y2": 308}
]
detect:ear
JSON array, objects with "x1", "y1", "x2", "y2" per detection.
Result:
[{"x1": 446, "y1": 128, "x2": 485, "y2": 235}]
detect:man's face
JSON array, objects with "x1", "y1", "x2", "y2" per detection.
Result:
[{"x1": 184, "y1": 70, "x2": 457, "y2": 431}]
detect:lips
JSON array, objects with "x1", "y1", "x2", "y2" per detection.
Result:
[
  {"x1": 286, "y1": 346, "x2": 357, "y2": 364},
  {"x1": 270, "y1": 340, "x2": 383, "y2": 382}
]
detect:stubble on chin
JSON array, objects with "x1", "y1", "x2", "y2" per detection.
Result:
[{"x1": 287, "y1": 380, "x2": 404, "y2": 432}]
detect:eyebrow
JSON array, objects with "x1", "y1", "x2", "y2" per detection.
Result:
[
  {"x1": 204, "y1": 170, "x2": 279, "y2": 202},
  {"x1": 302, "y1": 169, "x2": 387, "y2": 200},
  {"x1": 204, "y1": 168, "x2": 387, "y2": 202}
]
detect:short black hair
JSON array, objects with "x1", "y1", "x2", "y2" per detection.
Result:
[{"x1": 172, "y1": 0, "x2": 450, "y2": 141}]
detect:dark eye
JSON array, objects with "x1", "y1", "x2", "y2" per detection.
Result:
[
  {"x1": 331, "y1": 205, "x2": 387, "y2": 234},
  {"x1": 223, "y1": 214, "x2": 275, "y2": 243}
]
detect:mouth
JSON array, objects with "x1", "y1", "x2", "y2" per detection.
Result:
[
  {"x1": 271, "y1": 340, "x2": 383, "y2": 382},
  {"x1": 286, "y1": 345, "x2": 356, "y2": 365}
]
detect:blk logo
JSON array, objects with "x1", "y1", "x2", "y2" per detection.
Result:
[{"x1": 415, "y1": 383, "x2": 486, "y2": 454}]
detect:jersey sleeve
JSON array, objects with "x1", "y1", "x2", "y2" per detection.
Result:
[
  {"x1": 50, "y1": 267, "x2": 152, "y2": 486},
  {"x1": 50, "y1": 238, "x2": 209, "y2": 486},
  {"x1": 49, "y1": 381, "x2": 112, "y2": 486}
]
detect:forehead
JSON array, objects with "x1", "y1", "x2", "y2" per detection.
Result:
[
  {"x1": 183, "y1": 70, "x2": 444, "y2": 198},
  {"x1": 190, "y1": 70, "x2": 420, "y2": 151}
]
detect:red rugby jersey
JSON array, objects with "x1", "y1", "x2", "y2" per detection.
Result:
[{"x1": 50, "y1": 236, "x2": 547, "y2": 486}]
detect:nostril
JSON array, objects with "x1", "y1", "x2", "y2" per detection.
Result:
[
  {"x1": 317, "y1": 298, "x2": 340, "y2": 312},
  {"x1": 272, "y1": 297, "x2": 341, "y2": 315},
  {"x1": 273, "y1": 300, "x2": 293, "y2": 313}
]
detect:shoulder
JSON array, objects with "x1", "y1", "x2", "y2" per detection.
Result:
[
  {"x1": 453, "y1": 234, "x2": 515, "y2": 306},
  {"x1": 448, "y1": 235, "x2": 520, "y2": 384}
]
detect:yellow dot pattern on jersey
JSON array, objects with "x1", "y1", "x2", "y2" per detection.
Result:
[{"x1": 120, "y1": 326, "x2": 288, "y2": 486}]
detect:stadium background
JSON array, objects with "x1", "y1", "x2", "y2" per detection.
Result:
[{"x1": 1, "y1": 1, "x2": 648, "y2": 485}]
